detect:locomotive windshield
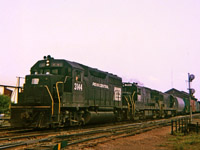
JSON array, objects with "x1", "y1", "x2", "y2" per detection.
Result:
[
  {"x1": 31, "y1": 57, "x2": 65, "y2": 75},
  {"x1": 31, "y1": 68, "x2": 61, "y2": 75}
]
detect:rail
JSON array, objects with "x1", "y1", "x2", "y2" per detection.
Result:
[{"x1": 1, "y1": 114, "x2": 200, "y2": 150}]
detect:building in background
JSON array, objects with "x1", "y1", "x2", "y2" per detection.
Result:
[{"x1": 0, "y1": 87, "x2": 12, "y2": 97}]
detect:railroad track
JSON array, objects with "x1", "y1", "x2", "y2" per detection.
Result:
[
  {"x1": 0, "y1": 121, "x2": 158, "y2": 150},
  {"x1": 0, "y1": 127, "x2": 14, "y2": 132},
  {"x1": 1, "y1": 114, "x2": 199, "y2": 150}
]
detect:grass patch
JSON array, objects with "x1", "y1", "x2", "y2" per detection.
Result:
[
  {"x1": 158, "y1": 144, "x2": 167, "y2": 147},
  {"x1": 168, "y1": 133, "x2": 200, "y2": 150}
]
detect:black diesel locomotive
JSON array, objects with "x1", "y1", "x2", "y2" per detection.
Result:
[
  {"x1": 10, "y1": 56, "x2": 189, "y2": 128},
  {"x1": 11, "y1": 55, "x2": 123, "y2": 127}
]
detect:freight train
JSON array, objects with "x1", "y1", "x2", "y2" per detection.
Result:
[{"x1": 10, "y1": 55, "x2": 199, "y2": 128}]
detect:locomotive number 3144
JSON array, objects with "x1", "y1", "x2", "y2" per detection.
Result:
[{"x1": 74, "y1": 83, "x2": 83, "y2": 91}]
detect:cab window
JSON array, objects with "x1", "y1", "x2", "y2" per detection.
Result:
[
  {"x1": 66, "y1": 67, "x2": 72, "y2": 76},
  {"x1": 74, "y1": 70, "x2": 82, "y2": 82},
  {"x1": 39, "y1": 69, "x2": 43, "y2": 74},
  {"x1": 138, "y1": 89, "x2": 141, "y2": 95}
]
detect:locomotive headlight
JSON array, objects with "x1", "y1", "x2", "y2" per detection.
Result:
[{"x1": 46, "y1": 60, "x2": 50, "y2": 66}]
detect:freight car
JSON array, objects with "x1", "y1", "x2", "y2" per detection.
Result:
[
  {"x1": 11, "y1": 55, "x2": 123, "y2": 128},
  {"x1": 10, "y1": 56, "x2": 199, "y2": 128}
]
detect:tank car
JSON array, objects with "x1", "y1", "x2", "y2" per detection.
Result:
[
  {"x1": 174, "y1": 97, "x2": 185, "y2": 114},
  {"x1": 10, "y1": 55, "x2": 123, "y2": 128}
]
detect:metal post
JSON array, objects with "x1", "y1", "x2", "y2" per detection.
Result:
[
  {"x1": 184, "y1": 119, "x2": 187, "y2": 135},
  {"x1": 171, "y1": 120, "x2": 174, "y2": 135},
  {"x1": 186, "y1": 119, "x2": 189, "y2": 134},
  {"x1": 188, "y1": 73, "x2": 192, "y2": 123},
  {"x1": 181, "y1": 119, "x2": 183, "y2": 133},
  {"x1": 16, "y1": 76, "x2": 24, "y2": 104},
  {"x1": 190, "y1": 98, "x2": 192, "y2": 123},
  {"x1": 16, "y1": 76, "x2": 23, "y2": 93}
]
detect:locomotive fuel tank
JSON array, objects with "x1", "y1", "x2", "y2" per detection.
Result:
[{"x1": 84, "y1": 111, "x2": 115, "y2": 124}]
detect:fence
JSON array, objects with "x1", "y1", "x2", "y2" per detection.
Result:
[{"x1": 171, "y1": 117, "x2": 199, "y2": 135}]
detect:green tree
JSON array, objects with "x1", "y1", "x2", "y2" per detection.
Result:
[{"x1": 0, "y1": 94, "x2": 10, "y2": 114}]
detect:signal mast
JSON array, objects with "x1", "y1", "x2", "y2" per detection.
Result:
[{"x1": 188, "y1": 73, "x2": 195, "y2": 122}]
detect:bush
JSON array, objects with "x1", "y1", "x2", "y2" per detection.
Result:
[{"x1": 0, "y1": 95, "x2": 10, "y2": 114}]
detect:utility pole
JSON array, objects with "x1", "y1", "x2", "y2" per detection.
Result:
[
  {"x1": 16, "y1": 76, "x2": 24, "y2": 93},
  {"x1": 188, "y1": 73, "x2": 195, "y2": 123},
  {"x1": 16, "y1": 76, "x2": 25, "y2": 103}
]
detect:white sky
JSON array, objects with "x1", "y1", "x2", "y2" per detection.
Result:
[{"x1": 0, "y1": 0, "x2": 200, "y2": 99}]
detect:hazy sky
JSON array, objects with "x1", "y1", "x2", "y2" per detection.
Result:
[{"x1": 0, "y1": 0, "x2": 200, "y2": 99}]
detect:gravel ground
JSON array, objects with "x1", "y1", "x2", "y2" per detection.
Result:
[{"x1": 84, "y1": 126, "x2": 173, "y2": 150}]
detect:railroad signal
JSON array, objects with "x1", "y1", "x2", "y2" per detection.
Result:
[
  {"x1": 188, "y1": 73, "x2": 195, "y2": 123},
  {"x1": 189, "y1": 74, "x2": 195, "y2": 82},
  {"x1": 188, "y1": 73, "x2": 195, "y2": 95},
  {"x1": 189, "y1": 88, "x2": 195, "y2": 95}
]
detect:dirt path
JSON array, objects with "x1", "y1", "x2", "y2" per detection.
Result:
[{"x1": 85, "y1": 126, "x2": 173, "y2": 150}]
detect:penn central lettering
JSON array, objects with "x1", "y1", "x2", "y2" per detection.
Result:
[{"x1": 92, "y1": 82, "x2": 109, "y2": 89}]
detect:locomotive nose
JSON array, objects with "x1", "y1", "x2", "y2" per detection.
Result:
[
  {"x1": 26, "y1": 74, "x2": 63, "y2": 87},
  {"x1": 27, "y1": 75, "x2": 51, "y2": 86}
]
